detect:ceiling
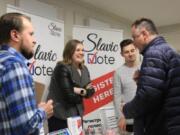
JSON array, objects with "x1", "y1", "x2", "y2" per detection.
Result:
[{"x1": 74, "y1": 0, "x2": 180, "y2": 27}]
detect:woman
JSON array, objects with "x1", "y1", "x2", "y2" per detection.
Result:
[{"x1": 47, "y1": 39, "x2": 95, "y2": 132}]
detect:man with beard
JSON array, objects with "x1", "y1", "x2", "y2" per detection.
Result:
[
  {"x1": 113, "y1": 39, "x2": 140, "y2": 135},
  {"x1": 0, "y1": 12, "x2": 53, "y2": 135}
]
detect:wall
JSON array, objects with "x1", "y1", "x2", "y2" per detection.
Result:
[
  {"x1": 0, "y1": 0, "x2": 180, "y2": 50},
  {"x1": 159, "y1": 24, "x2": 180, "y2": 51},
  {"x1": 0, "y1": 0, "x2": 16, "y2": 14},
  {"x1": 37, "y1": 0, "x2": 132, "y2": 43},
  {"x1": 0, "y1": 0, "x2": 132, "y2": 43}
]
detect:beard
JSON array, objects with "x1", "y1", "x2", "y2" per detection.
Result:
[
  {"x1": 21, "y1": 48, "x2": 33, "y2": 59},
  {"x1": 20, "y1": 40, "x2": 34, "y2": 60}
]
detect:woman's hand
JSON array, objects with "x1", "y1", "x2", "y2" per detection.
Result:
[
  {"x1": 85, "y1": 83, "x2": 95, "y2": 97},
  {"x1": 85, "y1": 83, "x2": 93, "y2": 89}
]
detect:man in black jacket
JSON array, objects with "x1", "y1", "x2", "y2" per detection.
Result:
[{"x1": 122, "y1": 18, "x2": 180, "y2": 135}]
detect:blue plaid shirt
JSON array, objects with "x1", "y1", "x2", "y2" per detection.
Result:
[{"x1": 0, "y1": 45, "x2": 46, "y2": 135}]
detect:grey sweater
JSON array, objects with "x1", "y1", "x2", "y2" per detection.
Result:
[{"x1": 113, "y1": 64, "x2": 139, "y2": 124}]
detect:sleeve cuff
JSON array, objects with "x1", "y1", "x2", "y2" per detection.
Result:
[{"x1": 38, "y1": 107, "x2": 47, "y2": 121}]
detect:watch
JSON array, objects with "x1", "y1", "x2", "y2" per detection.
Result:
[{"x1": 80, "y1": 89, "x2": 85, "y2": 95}]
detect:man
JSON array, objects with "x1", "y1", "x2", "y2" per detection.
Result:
[
  {"x1": 0, "y1": 13, "x2": 53, "y2": 135},
  {"x1": 113, "y1": 39, "x2": 140, "y2": 135},
  {"x1": 122, "y1": 18, "x2": 180, "y2": 135}
]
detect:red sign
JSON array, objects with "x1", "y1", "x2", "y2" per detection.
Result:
[{"x1": 83, "y1": 71, "x2": 114, "y2": 115}]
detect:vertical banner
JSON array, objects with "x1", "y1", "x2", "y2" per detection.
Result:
[
  {"x1": 73, "y1": 26, "x2": 123, "y2": 134},
  {"x1": 7, "y1": 5, "x2": 64, "y2": 102}
]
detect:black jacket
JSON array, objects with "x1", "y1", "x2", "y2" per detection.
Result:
[
  {"x1": 123, "y1": 36, "x2": 178, "y2": 135},
  {"x1": 47, "y1": 62, "x2": 94, "y2": 120},
  {"x1": 165, "y1": 53, "x2": 180, "y2": 135}
]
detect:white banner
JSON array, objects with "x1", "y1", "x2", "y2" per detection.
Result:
[
  {"x1": 73, "y1": 26, "x2": 123, "y2": 134},
  {"x1": 7, "y1": 5, "x2": 64, "y2": 102}
]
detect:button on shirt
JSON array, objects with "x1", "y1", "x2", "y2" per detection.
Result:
[{"x1": 0, "y1": 45, "x2": 46, "y2": 135}]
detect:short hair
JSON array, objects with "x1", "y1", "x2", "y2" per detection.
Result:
[
  {"x1": 62, "y1": 39, "x2": 84, "y2": 67},
  {"x1": 0, "y1": 12, "x2": 31, "y2": 44},
  {"x1": 132, "y1": 18, "x2": 158, "y2": 35},
  {"x1": 120, "y1": 39, "x2": 134, "y2": 52}
]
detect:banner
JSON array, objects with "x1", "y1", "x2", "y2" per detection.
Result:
[
  {"x1": 73, "y1": 26, "x2": 123, "y2": 134},
  {"x1": 7, "y1": 5, "x2": 64, "y2": 102}
]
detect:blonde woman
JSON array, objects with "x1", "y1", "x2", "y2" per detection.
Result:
[{"x1": 47, "y1": 39, "x2": 95, "y2": 132}]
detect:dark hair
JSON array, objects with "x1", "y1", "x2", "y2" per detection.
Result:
[
  {"x1": 62, "y1": 39, "x2": 84, "y2": 67},
  {"x1": 0, "y1": 12, "x2": 31, "y2": 44},
  {"x1": 132, "y1": 18, "x2": 158, "y2": 35},
  {"x1": 120, "y1": 39, "x2": 134, "y2": 52}
]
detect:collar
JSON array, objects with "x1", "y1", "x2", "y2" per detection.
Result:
[
  {"x1": 141, "y1": 36, "x2": 166, "y2": 55},
  {"x1": 0, "y1": 45, "x2": 28, "y2": 65}
]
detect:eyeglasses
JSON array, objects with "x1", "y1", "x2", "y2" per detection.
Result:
[{"x1": 132, "y1": 33, "x2": 141, "y2": 40}]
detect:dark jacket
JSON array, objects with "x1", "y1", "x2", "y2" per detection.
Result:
[
  {"x1": 47, "y1": 62, "x2": 94, "y2": 120},
  {"x1": 123, "y1": 36, "x2": 178, "y2": 135},
  {"x1": 165, "y1": 53, "x2": 180, "y2": 135}
]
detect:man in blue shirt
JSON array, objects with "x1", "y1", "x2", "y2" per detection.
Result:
[{"x1": 0, "y1": 12, "x2": 53, "y2": 135}]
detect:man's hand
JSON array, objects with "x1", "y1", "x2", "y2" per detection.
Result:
[
  {"x1": 119, "y1": 102, "x2": 127, "y2": 133},
  {"x1": 38, "y1": 99, "x2": 54, "y2": 119},
  {"x1": 133, "y1": 69, "x2": 140, "y2": 84},
  {"x1": 118, "y1": 116, "x2": 126, "y2": 131}
]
